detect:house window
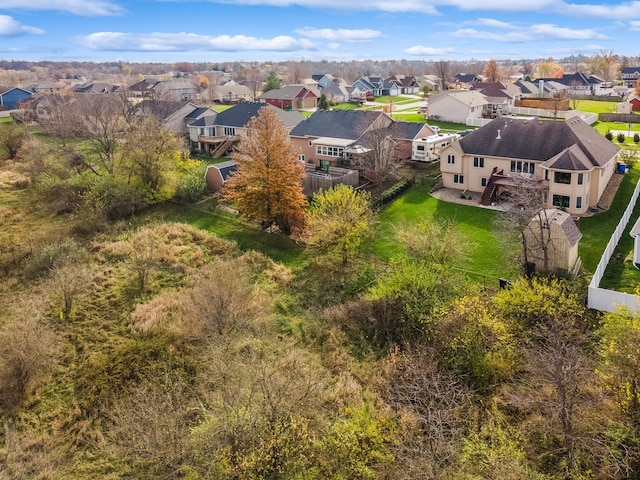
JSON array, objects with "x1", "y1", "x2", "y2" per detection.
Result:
[
  {"x1": 316, "y1": 145, "x2": 344, "y2": 157},
  {"x1": 510, "y1": 160, "x2": 535, "y2": 174},
  {"x1": 447, "y1": 154, "x2": 455, "y2": 164},
  {"x1": 576, "y1": 196, "x2": 582, "y2": 209},
  {"x1": 552, "y1": 194, "x2": 570, "y2": 209},
  {"x1": 481, "y1": 177, "x2": 488, "y2": 187},
  {"x1": 308, "y1": 140, "x2": 313, "y2": 147},
  {"x1": 298, "y1": 154, "x2": 305, "y2": 163},
  {"x1": 224, "y1": 127, "x2": 235, "y2": 136},
  {"x1": 577, "y1": 173, "x2": 584, "y2": 185},
  {"x1": 199, "y1": 127, "x2": 205, "y2": 135},
  {"x1": 417, "y1": 145, "x2": 425, "y2": 151},
  {"x1": 319, "y1": 160, "x2": 329, "y2": 172},
  {"x1": 554, "y1": 172, "x2": 572, "y2": 184},
  {"x1": 544, "y1": 169, "x2": 549, "y2": 180},
  {"x1": 473, "y1": 156, "x2": 485, "y2": 168},
  {"x1": 453, "y1": 174, "x2": 464, "y2": 185}
]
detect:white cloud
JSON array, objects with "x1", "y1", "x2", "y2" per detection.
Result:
[
  {"x1": 0, "y1": 0, "x2": 124, "y2": 16},
  {"x1": 295, "y1": 27, "x2": 381, "y2": 42},
  {"x1": 473, "y1": 18, "x2": 518, "y2": 29},
  {"x1": 405, "y1": 45, "x2": 454, "y2": 55},
  {"x1": 452, "y1": 28, "x2": 529, "y2": 42},
  {"x1": 557, "y1": 1, "x2": 640, "y2": 20},
  {"x1": 630, "y1": 20, "x2": 640, "y2": 31},
  {"x1": 75, "y1": 31, "x2": 318, "y2": 52},
  {"x1": 0, "y1": 15, "x2": 45, "y2": 37},
  {"x1": 529, "y1": 23, "x2": 608, "y2": 40}
]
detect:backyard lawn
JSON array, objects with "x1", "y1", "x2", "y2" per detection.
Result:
[{"x1": 373, "y1": 184, "x2": 519, "y2": 283}]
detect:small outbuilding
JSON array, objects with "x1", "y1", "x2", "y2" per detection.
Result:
[
  {"x1": 204, "y1": 160, "x2": 237, "y2": 192},
  {"x1": 524, "y1": 208, "x2": 583, "y2": 275}
]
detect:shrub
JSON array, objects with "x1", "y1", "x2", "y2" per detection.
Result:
[
  {"x1": 605, "y1": 131, "x2": 613, "y2": 141},
  {"x1": 634, "y1": 133, "x2": 639, "y2": 144},
  {"x1": 617, "y1": 132, "x2": 626, "y2": 143},
  {"x1": 372, "y1": 179, "x2": 413, "y2": 208}
]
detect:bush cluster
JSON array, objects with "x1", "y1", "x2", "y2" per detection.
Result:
[{"x1": 372, "y1": 179, "x2": 413, "y2": 208}]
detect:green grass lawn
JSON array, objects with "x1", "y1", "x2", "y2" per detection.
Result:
[
  {"x1": 579, "y1": 165, "x2": 640, "y2": 291},
  {"x1": 372, "y1": 185, "x2": 519, "y2": 282}
]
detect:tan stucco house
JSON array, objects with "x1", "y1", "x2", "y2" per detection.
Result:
[{"x1": 440, "y1": 116, "x2": 621, "y2": 215}]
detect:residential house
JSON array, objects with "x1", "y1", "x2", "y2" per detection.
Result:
[
  {"x1": 514, "y1": 79, "x2": 540, "y2": 97},
  {"x1": 387, "y1": 75, "x2": 420, "y2": 95},
  {"x1": 439, "y1": 116, "x2": 621, "y2": 215},
  {"x1": 289, "y1": 109, "x2": 394, "y2": 172},
  {"x1": 204, "y1": 160, "x2": 238, "y2": 191},
  {"x1": 427, "y1": 90, "x2": 489, "y2": 124},
  {"x1": 534, "y1": 73, "x2": 600, "y2": 96},
  {"x1": 470, "y1": 82, "x2": 522, "y2": 119},
  {"x1": 454, "y1": 73, "x2": 482, "y2": 88},
  {"x1": 0, "y1": 87, "x2": 32, "y2": 110},
  {"x1": 128, "y1": 78, "x2": 161, "y2": 99},
  {"x1": 132, "y1": 100, "x2": 213, "y2": 135},
  {"x1": 188, "y1": 102, "x2": 304, "y2": 157},
  {"x1": 70, "y1": 82, "x2": 122, "y2": 95},
  {"x1": 629, "y1": 96, "x2": 640, "y2": 112},
  {"x1": 351, "y1": 76, "x2": 385, "y2": 98},
  {"x1": 380, "y1": 78, "x2": 401, "y2": 97},
  {"x1": 621, "y1": 67, "x2": 640, "y2": 88},
  {"x1": 258, "y1": 85, "x2": 319, "y2": 110},
  {"x1": 313, "y1": 74, "x2": 342, "y2": 90},
  {"x1": 347, "y1": 85, "x2": 368, "y2": 103},
  {"x1": 524, "y1": 208, "x2": 582, "y2": 274},
  {"x1": 153, "y1": 81, "x2": 199, "y2": 102},
  {"x1": 321, "y1": 82, "x2": 351, "y2": 104},
  {"x1": 417, "y1": 74, "x2": 442, "y2": 93},
  {"x1": 26, "y1": 81, "x2": 65, "y2": 95},
  {"x1": 216, "y1": 84, "x2": 254, "y2": 104}
]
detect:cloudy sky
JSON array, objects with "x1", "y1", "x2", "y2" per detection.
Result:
[{"x1": 0, "y1": 0, "x2": 639, "y2": 63}]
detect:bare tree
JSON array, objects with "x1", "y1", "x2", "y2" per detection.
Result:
[
  {"x1": 354, "y1": 123, "x2": 403, "y2": 183},
  {"x1": 38, "y1": 94, "x2": 82, "y2": 146},
  {"x1": 504, "y1": 319, "x2": 605, "y2": 478},
  {"x1": 433, "y1": 60, "x2": 450, "y2": 91},
  {"x1": 495, "y1": 176, "x2": 552, "y2": 276},
  {"x1": 381, "y1": 350, "x2": 471, "y2": 480},
  {"x1": 77, "y1": 93, "x2": 130, "y2": 175}
]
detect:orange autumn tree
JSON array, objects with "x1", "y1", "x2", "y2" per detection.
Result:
[{"x1": 220, "y1": 106, "x2": 307, "y2": 233}]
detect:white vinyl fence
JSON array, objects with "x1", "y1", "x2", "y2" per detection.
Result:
[{"x1": 588, "y1": 178, "x2": 640, "y2": 313}]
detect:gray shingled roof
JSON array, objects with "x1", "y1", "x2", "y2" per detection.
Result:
[
  {"x1": 459, "y1": 116, "x2": 619, "y2": 168},
  {"x1": 289, "y1": 110, "x2": 387, "y2": 140},
  {"x1": 194, "y1": 102, "x2": 303, "y2": 129},
  {"x1": 541, "y1": 145, "x2": 592, "y2": 171}
]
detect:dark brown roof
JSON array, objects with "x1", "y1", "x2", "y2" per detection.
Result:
[{"x1": 459, "y1": 116, "x2": 619, "y2": 168}]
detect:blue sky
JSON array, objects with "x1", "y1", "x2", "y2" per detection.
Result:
[{"x1": 0, "y1": 0, "x2": 639, "y2": 63}]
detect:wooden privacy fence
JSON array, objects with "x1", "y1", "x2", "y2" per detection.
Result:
[
  {"x1": 588, "y1": 178, "x2": 640, "y2": 313},
  {"x1": 599, "y1": 113, "x2": 640, "y2": 124}
]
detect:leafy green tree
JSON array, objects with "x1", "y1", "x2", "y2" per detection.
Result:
[
  {"x1": 302, "y1": 184, "x2": 375, "y2": 264},
  {"x1": 317, "y1": 93, "x2": 330, "y2": 110},
  {"x1": 262, "y1": 70, "x2": 281, "y2": 93},
  {"x1": 220, "y1": 106, "x2": 307, "y2": 232}
]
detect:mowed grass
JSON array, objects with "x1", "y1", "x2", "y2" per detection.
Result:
[
  {"x1": 579, "y1": 165, "x2": 640, "y2": 291},
  {"x1": 372, "y1": 185, "x2": 519, "y2": 282}
]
